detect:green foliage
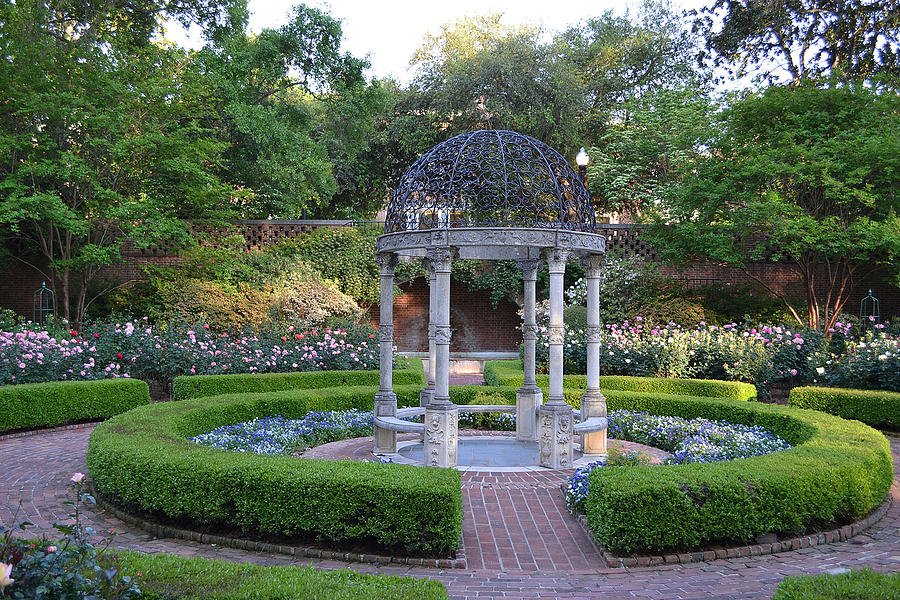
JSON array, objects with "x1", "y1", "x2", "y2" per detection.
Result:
[
  {"x1": 772, "y1": 568, "x2": 900, "y2": 600},
  {"x1": 650, "y1": 83, "x2": 900, "y2": 331},
  {"x1": 563, "y1": 305, "x2": 589, "y2": 330},
  {"x1": 117, "y1": 551, "x2": 447, "y2": 600},
  {"x1": 483, "y1": 360, "x2": 757, "y2": 401},
  {"x1": 277, "y1": 227, "x2": 381, "y2": 303},
  {"x1": 586, "y1": 394, "x2": 893, "y2": 554},
  {"x1": 789, "y1": 386, "x2": 900, "y2": 429},
  {"x1": 86, "y1": 383, "x2": 461, "y2": 556},
  {"x1": 196, "y1": 4, "x2": 383, "y2": 218},
  {"x1": 605, "y1": 447, "x2": 653, "y2": 467},
  {"x1": 173, "y1": 359, "x2": 425, "y2": 400},
  {"x1": 0, "y1": 0, "x2": 233, "y2": 325},
  {"x1": 697, "y1": 0, "x2": 900, "y2": 86},
  {"x1": 587, "y1": 87, "x2": 714, "y2": 216},
  {"x1": 0, "y1": 379, "x2": 150, "y2": 434}
]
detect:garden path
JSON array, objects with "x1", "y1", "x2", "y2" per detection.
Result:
[{"x1": 2, "y1": 426, "x2": 898, "y2": 600}]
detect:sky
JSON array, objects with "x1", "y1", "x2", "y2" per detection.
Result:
[{"x1": 165, "y1": 0, "x2": 711, "y2": 84}]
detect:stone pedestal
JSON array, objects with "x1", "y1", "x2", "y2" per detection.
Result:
[
  {"x1": 373, "y1": 391, "x2": 397, "y2": 454},
  {"x1": 580, "y1": 389, "x2": 608, "y2": 455},
  {"x1": 424, "y1": 404, "x2": 458, "y2": 467},
  {"x1": 538, "y1": 403, "x2": 574, "y2": 469},
  {"x1": 516, "y1": 386, "x2": 543, "y2": 442}
]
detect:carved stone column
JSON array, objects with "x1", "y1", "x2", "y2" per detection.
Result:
[
  {"x1": 580, "y1": 254, "x2": 608, "y2": 455},
  {"x1": 419, "y1": 257, "x2": 436, "y2": 409},
  {"x1": 374, "y1": 252, "x2": 398, "y2": 455},
  {"x1": 538, "y1": 248, "x2": 574, "y2": 468},
  {"x1": 516, "y1": 258, "x2": 542, "y2": 442},
  {"x1": 424, "y1": 246, "x2": 458, "y2": 467}
]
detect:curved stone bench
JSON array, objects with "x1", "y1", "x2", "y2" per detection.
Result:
[{"x1": 574, "y1": 416, "x2": 609, "y2": 434}]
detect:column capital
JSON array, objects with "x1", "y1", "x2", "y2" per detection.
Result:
[
  {"x1": 541, "y1": 248, "x2": 570, "y2": 273},
  {"x1": 515, "y1": 258, "x2": 541, "y2": 279},
  {"x1": 425, "y1": 246, "x2": 454, "y2": 272},
  {"x1": 375, "y1": 252, "x2": 399, "y2": 274},
  {"x1": 579, "y1": 253, "x2": 605, "y2": 277},
  {"x1": 522, "y1": 323, "x2": 538, "y2": 340},
  {"x1": 422, "y1": 255, "x2": 436, "y2": 278},
  {"x1": 547, "y1": 325, "x2": 565, "y2": 344},
  {"x1": 586, "y1": 325, "x2": 603, "y2": 343}
]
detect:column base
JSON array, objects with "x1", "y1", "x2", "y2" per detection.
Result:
[
  {"x1": 538, "y1": 402, "x2": 574, "y2": 469},
  {"x1": 516, "y1": 385, "x2": 543, "y2": 442},
  {"x1": 424, "y1": 402, "x2": 458, "y2": 468},
  {"x1": 374, "y1": 391, "x2": 397, "y2": 455},
  {"x1": 419, "y1": 385, "x2": 435, "y2": 408},
  {"x1": 580, "y1": 389, "x2": 608, "y2": 455}
]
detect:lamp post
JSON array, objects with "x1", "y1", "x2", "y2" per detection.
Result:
[{"x1": 575, "y1": 147, "x2": 590, "y2": 186}]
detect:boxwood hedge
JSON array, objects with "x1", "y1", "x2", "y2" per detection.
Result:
[
  {"x1": 173, "y1": 359, "x2": 425, "y2": 401},
  {"x1": 0, "y1": 379, "x2": 150, "y2": 434},
  {"x1": 483, "y1": 360, "x2": 757, "y2": 401},
  {"x1": 118, "y1": 551, "x2": 448, "y2": 600},
  {"x1": 789, "y1": 386, "x2": 899, "y2": 429},
  {"x1": 585, "y1": 392, "x2": 893, "y2": 554},
  {"x1": 86, "y1": 384, "x2": 461, "y2": 557}
]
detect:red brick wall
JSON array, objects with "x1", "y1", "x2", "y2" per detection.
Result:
[{"x1": 368, "y1": 277, "x2": 522, "y2": 353}]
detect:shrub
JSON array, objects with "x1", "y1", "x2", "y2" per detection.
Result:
[
  {"x1": 117, "y1": 551, "x2": 448, "y2": 600},
  {"x1": 584, "y1": 394, "x2": 892, "y2": 554},
  {"x1": 483, "y1": 360, "x2": 756, "y2": 401},
  {"x1": 789, "y1": 386, "x2": 900, "y2": 429},
  {"x1": 86, "y1": 384, "x2": 461, "y2": 556},
  {"x1": 772, "y1": 568, "x2": 900, "y2": 600},
  {"x1": 173, "y1": 359, "x2": 425, "y2": 400},
  {"x1": 1, "y1": 320, "x2": 386, "y2": 385},
  {"x1": 813, "y1": 330, "x2": 899, "y2": 392},
  {"x1": 0, "y1": 379, "x2": 150, "y2": 434}
]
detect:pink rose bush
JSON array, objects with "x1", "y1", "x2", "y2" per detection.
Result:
[{"x1": 0, "y1": 319, "x2": 383, "y2": 385}]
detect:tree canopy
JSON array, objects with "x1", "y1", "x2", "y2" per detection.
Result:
[{"x1": 647, "y1": 83, "x2": 900, "y2": 331}]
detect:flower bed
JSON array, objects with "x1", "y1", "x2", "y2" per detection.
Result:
[
  {"x1": 0, "y1": 320, "x2": 385, "y2": 385},
  {"x1": 86, "y1": 383, "x2": 462, "y2": 557},
  {"x1": 529, "y1": 320, "x2": 900, "y2": 393},
  {"x1": 565, "y1": 411, "x2": 791, "y2": 511},
  {"x1": 583, "y1": 392, "x2": 893, "y2": 554}
]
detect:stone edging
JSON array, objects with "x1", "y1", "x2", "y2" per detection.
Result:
[
  {"x1": 574, "y1": 496, "x2": 893, "y2": 569},
  {"x1": 0, "y1": 421, "x2": 99, "y2": 441},
  {"x1": 94, "y1": 491, "x2": 467, "y2": 570}
]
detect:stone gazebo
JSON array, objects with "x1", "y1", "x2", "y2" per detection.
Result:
[{"x1": 372, "y1": 130, "x2": 608, "y2": 469}]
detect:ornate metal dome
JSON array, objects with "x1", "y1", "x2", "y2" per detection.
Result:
[{"x1": 385, "y1": 130, "x2": 596, "y2": 233}]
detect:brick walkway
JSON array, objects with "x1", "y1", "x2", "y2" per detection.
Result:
[{"x1": 2, "y1": 427, "x2": 898, "y2": 600}]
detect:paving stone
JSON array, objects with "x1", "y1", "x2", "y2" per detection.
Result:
[{"x1": 2, "y1": 426, "x2": 898, "y2": 600}]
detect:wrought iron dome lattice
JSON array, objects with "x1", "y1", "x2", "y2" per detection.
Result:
[{"x1": 385, "y1": 130, "x2": 596, "y2": 233}]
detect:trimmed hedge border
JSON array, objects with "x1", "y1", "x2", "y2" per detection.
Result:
[
  {"x1": 86, "y1": 383, "x2": 462, "y2": 557},
  {"x1": 117, "y1": 550, "x2": 449, "y2": 599},
  {"x1": 0, "y1": 379, "x2": 150, "y2": 434},
  {"x1": 97, "y1": 492, "x2": 467, "y2": 569},
  {"x1": 574, "y1": 491, "x2": 891, "y2": 568},
  {"x1": 483, "y1": 360, "x2": 757, "y2": 402},
  {"x1": 173, "y1": 359, "x2": 425, "y2": 401},
  {"x1": 584, "y1": 392, "x2": 894, "y2": 555},
  {"x1": 789, "y1": 386, "x2": 899, "y2": 429}
]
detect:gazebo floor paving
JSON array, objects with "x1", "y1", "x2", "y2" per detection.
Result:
[{"x1": 2, "y1": 425, "x2": 898, "y2": 600}]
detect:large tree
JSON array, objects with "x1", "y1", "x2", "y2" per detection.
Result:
[
  {"x1": 0, "y1": 0, "x2": 233, "y2": 325},
  {"x1": 648, "y1": 83, "x2": 900, "y2": 331},
  {"x1": 586, "y1": 86, "x2": 714, "y2": 217},
  {"x1": 695, "y1": 0, "x2": 900, "y2": 86},
  {"x1": 197, "y1": 4, "x2": 385, "y2": 218}
]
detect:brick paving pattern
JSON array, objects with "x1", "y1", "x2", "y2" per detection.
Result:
[{"x1": 2, "y1": 426, "x2": 898, "y2": 599}]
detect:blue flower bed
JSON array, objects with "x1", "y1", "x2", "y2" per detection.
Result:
[
  {"x1": 190, "y1": 410, "x2": 376, "y2": 455},
  {"x1": 566, "y1": 410, "x2": 791, "y2": 512}
]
